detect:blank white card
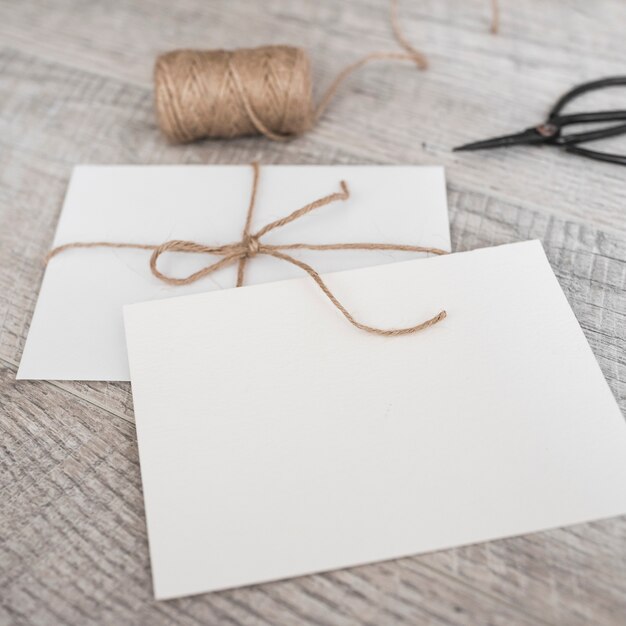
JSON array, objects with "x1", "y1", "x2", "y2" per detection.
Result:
[{"x1": 124, "y1": 240, "x2": 626, "y2": 600}]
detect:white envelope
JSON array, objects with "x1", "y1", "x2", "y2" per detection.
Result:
[
  {"x1": 123, "y1": 240, "x2": 626, "y2": 600},
  {"x1": 18, "y1": 165, "x2": 450, "y2": 381}
]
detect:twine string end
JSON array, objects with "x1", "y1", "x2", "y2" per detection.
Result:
[{"x1": 490, "y1": 0, "x2": 500, "y2": 34}]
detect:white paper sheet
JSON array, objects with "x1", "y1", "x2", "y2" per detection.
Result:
[
  {"x1": 18, "y1": 165, "x2": 450, "y2": 381},
  {"x1": 123, "y1": 240, "x2": 626, "y2": 600}
]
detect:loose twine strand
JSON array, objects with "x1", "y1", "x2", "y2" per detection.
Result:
[
  {"x1": 491, "y1": 0, "x2": 500, "y2": 34},
  {"x1": 46, "y1": 163, "x2": 448, "y2": 337},
  {"x1": 154, "y1": 0, "x2": 499, "y2": 143},
  {"x1": 312, "y1": 0, "x2": 428, "y2": 127}
]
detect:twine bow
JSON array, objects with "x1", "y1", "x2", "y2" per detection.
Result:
[{"x1": 47, "y1": 163, "x2": 447, "y2": 336}]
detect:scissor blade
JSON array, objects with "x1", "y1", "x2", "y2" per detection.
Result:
[{"x1": 454, "y1": 128, "x2": 544, "y2": 152}]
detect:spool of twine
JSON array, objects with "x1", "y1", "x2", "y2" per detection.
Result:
[
  {"x1": 155, "y1": 46, "x2": 315, "y2": 142},
  {"x1": 154, "y1": 0, "x2": 499, "y2": 143}
]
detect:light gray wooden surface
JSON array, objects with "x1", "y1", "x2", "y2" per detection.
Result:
[{"x1": 1, "y1": 0, "x2": 625, "y2": 624}]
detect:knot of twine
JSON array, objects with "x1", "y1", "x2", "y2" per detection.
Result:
[
  {"x1": 244, "y1": 235, "x2": 260, "y2": 256},
  {"x1": 46, "y1": 163, "x2": 447, "y2": 337}
]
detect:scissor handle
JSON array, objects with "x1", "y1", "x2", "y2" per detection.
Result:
[
  {"x1": 554, "y1": 110, "x2": 626, "y2": 126},
  {"x1": 563, "y1": 144, "x2": 626, "y2": 166},
  {"x1": 550, "y1": 111, "x2": 626, "y2": 143},
  {"x1": 556, "y1": 121, "x2": 626, "y2": 144},
  {"x1": 544, "y1": 76, "x2": 626, "y2": 165},
  {"x1": 549, "y1": 76, "x2": 626, "y2": 119}
]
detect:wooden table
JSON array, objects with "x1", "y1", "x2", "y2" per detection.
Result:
[{"x1": 1, "y1": 0, "x2": 625, "y2": 623}]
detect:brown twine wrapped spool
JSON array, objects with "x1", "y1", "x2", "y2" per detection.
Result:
[
  {"x1": 155, "y1": 46, "x2": 315, "y2": 142},
  {"x1": 154, "y1": 0, "x2": 499, "y2": 143}
]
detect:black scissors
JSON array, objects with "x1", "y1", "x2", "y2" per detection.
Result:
[{"x1": 454, "y1": 77, "x2": 626, "y2": 165}]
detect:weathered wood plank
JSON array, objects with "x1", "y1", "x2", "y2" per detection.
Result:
[
  {"x1": 419, "y1": 520, "x2": 626, "y2": 626},
  {"x1": 1, "y1": 0, "x2": 626, "y2": 622}
]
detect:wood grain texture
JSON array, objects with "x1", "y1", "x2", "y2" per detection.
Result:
[{"x1": 0, "y1": 0, "x2": 625, "y2": 623}]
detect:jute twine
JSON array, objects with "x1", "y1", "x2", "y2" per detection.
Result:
[
  {"x1": 154, "y1": 0, "x2": 499, "y2": 143},
  {"x1": 46, "y1": 163, "x2": 448, "y2": 337}
]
